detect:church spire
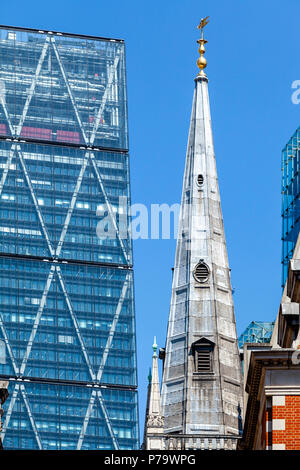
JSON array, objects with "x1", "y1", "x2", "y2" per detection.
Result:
[
  {"x1": 148, "y1": 338, "x2": 162, "y2": 416},
  {"x1": 158, "y1": 20, "x2": 243, "y2": 448},
  {"x1": 143, "y1": 338, "x2": 164, "y2": 450}
]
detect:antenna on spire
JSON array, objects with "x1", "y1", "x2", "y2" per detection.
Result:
[{"x1": 196, "y1": 16, "x2": 210, "y2": 78}]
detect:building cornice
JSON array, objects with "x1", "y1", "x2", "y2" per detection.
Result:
[{"x1": 239, "y1": 349, "x2": 300, "y2": 449}]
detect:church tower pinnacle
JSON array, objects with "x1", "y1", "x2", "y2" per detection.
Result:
[
  {"x1": 142, "y1": 338, "x2": 164, "y2": 450},
  {"x1": 154, "y1": 19, "x2": 243, "y2": 450}
]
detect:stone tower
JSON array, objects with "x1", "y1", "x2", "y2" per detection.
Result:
[{"x1": 146, "y1": 19, "x2": 243, "y2": 450}]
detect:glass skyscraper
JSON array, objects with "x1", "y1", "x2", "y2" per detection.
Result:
[
  {"x1": 282, "y1": 127, "x2": 300, "y2": 288},
  {"x1": 0, "y1": 25, "x2": 139, "y2": 450}
]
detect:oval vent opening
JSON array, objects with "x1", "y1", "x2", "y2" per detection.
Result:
[
  {"x1": 193, "y1": 260, "x2": 209, "y2": 283},
  {"x1": 197, "y1": 174, "x2": 204, "y2": 186}
]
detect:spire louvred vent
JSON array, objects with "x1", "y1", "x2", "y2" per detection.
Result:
[
  {"x1": 197, "y1": 174, "x2": 204, "y2": 186},
  {"x1": 196, "y1": 347, "x2": 211, "y2": 372},
  {"x1": 193, "y1": 259, "x2": 209, "y2": 283}
]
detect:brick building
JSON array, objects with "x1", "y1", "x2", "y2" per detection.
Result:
[{"x1": 239, "y1": 236, "x2": 300, "y2": 450}]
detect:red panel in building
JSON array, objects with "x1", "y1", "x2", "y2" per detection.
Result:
[
  {"x1": 20, "y1": 127, "x2": 52, "y2": 140},
  {"x1": 0, "y1": 123, "x2": 7, "y2": 135},
  {"x1": 56, "y1": 130, "x2": 80, "y2": 144}
]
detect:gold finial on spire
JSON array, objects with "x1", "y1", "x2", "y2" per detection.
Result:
[{"x1": 196, "y1": 16, "x2": 209, "y2": 77}]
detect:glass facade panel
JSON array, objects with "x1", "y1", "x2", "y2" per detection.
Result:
[
  {"x1": 3, "y1": 381, "x2": 138, "y2": 450},
  {"x1": 281, "y1": 128, "x2": 300, "y2": 287},
  {"x1": 0, "y1": 25, "x2": 138, "y2": 450},
  {"x1": 0, "y1": 28, "x2": 127, "y2": 149},
  {"x1": 0, "y1": 142, "x2": 131, "y2": 264}
]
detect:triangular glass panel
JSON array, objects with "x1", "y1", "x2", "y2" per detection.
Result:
[
  {"x1": 101, "y1": 387, "x2": 138, "y2": 450},
  {"x1": 55, "y1": 36, "x2": 124, "y2": 148},
  {"x1": 20, "y1": 44, "x2": 84, "y2": 145},
  {"x1": 0, "y1": 31, "x2": 49, "y2": 139},
  {"x1": 0, "y1": 255, "x2": 51, "y2": 371},
  {"x1": 2, "y1": 387, "x2": 40, "y2": 450},
  {"x1": 94, "y1": 151, "x2": 131, "y2": 264},
  {"x1": 59, "y1": 157, "x2": 129, "y2": 264},
  {"x1": 80, "y1": 393, "x2": 116, "y2": 450},
  {"x1": 0, "y1": 148, "x2": 51, "y2": 258},
  {"x1": 21, "y1": 142, "x2": 86, "y2": 250},
  {"x1": 24, "y1": 380, "x2": 78, "y2": 450},
  {"x1": 58, "y1": 262, "x2": 111, "y2": 376},
  {"x1": 23, "y1": 270, "x2": 93, "y2": 382},
  {"x1": 53, "y1": 36, "x2": 89, "y2": 145}
]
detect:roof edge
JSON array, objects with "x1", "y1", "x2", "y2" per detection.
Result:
[{"x1": 0, "y1": 24, "x2": 124, "y2": 43}]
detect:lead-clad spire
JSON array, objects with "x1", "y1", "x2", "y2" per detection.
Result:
[{"x1": 157, "y1": 20, "x2": 243, "y2": 448}]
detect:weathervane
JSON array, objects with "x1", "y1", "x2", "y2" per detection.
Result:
[{"x1": 196, "y1": 16, "x2": 209, "y2": 77}]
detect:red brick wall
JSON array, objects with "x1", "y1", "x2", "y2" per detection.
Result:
[
  {"x1": 272, "y1": 396, "x2": 300, "y2": 450},
  {"x1": 261, "y1": 402, "x2": 266, "y2": 448},
  {"x1": 265, "y1": 403, "x2": 272, "y2": 449}
]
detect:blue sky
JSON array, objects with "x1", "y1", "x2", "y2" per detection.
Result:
[{"x1": 2, "y1": 0, "x2": 300, "y2": 441}]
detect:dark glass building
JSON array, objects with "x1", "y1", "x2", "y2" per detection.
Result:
[
  {"x1": 0, "y1": 25, "x2": 139, "y2": 449},
  {"x1": 282, "y1": 128, "x2": 300, "y2": 288}
]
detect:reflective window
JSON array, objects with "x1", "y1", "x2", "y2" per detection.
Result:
[{"x1": 0, "y1": 26, "x2": 138, "y2": 450}]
